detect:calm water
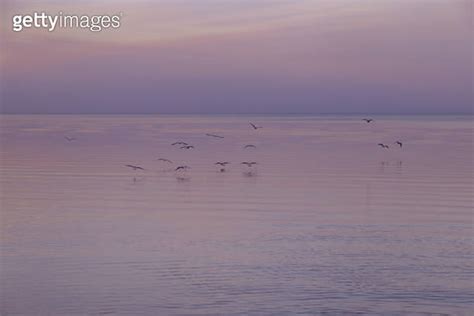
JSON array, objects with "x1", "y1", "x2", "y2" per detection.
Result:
[{"x1": 1, "y1": 115, "x2": 473, "y2": 315}]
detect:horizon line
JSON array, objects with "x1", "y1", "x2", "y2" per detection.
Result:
[{"x1": 0, "y1": 112, "x2": 472, "y2": 116}]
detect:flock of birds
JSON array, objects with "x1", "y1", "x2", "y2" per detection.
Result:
[
  {"x1": 361, "y1": 118, "x2": 403, "y2": 149},
  {"x1": 119, "y1": 122, "x2": 263, "y2": 180},
  {"x1": 65, "y1": 118, "x2": 403, "y2": 181}
]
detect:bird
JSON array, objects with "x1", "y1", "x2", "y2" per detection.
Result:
[
  {"x1": 395, "y1": 141, "x2": 403, "y2": 148},
  {"x1": 362, "y1": 118, "x2": 374, "y2": 123},
  {"x1": 215, "y1": 162, "x2": 230, "y2": 166},
  {"x1": 241, "y1": 162, "x2": 257, "y2": 167},
  {"x1": 64, "y1": 136, "x2": 76, "y2": 141},
  {"x1": 250, "y1": 123, "x2": 262, "y2": 130},
  {"x1": 175, "y1": 166, "x2": 190, "y2": 171},
  {"x1": 206, "y1": 133, "x2": 224, "y2": 139},
  {"x1": 157, "y1": 158, "x2": 173, "y2": 163},
  {"x1": 125, "y1": 164, "x2": 145, "y2": 170},
  {"x1": 180, "y1": 145, "x2": 194, "y2": 149},
  {"x1": 244, "y1": 144, "x2": 257, "y2": 149},
  {"x1": 172, "y1": 141, "x2": 188, "y2": 146},
  {"x1": 378, "y1": 143, "x2": 389, "y2": 149}
]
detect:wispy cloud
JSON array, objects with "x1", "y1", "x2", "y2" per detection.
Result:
[{"x1": 1, "y1": 0, "x2": 384, "y2": 43}]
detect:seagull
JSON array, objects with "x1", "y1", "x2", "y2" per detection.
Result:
[
  {"x1": 206, "y1": 133, "x2": 224, "y2": 139},
  {"x1": 175, "y1": 166, "x2": 191, "y2": 171},
  {"x1": 215, "y1": 162, "x2": 230, "y2": 166},
  {"x1": 172, "y1": 141, "x2": 188, "y2": 146},
  {"x1": 395, "y1": 141, "x2": 403, "y2": 148},
  {"x1": 378, "y1": 143, "x2": 389, "y2": 149},
  {"x1": 241, "y1": 162, "x2": 257, "y2": 167},
  {"x1": 250, "y1": 123, "x2": 262, "y2": 130},
  {"x1": 157, "y1": 158, "x2": 173, "y2": 163},
  {"x1": 125, "y1": 164, "x2": 145, "y2": 170},
  {"x1": 244, "y1": 144, "x2": 257, "y2": 149},
  {"x1": 180, "y1": 145, "x2": 194, "y2": 149},
  {"x1": 64, "y1": 136, "x2": 76, "y2": 141},
  {"x1": 215, "y1": 162, "x2": 230, "y2": 172},
  {"x1": 363, "y1": 118, "x2": 374, "y2": 123}
]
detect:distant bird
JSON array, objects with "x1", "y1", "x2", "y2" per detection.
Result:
[
  {"x1": 64, "y1": 136, "x2": 76, "y2": 142},
  {"x1": 172, "y1": 141, "x2": 188, "y2": 146},
  {"x1": 215, "y1": 162, "x2": 230, "y2": 166},
  {"x1": 175, "y1": 166, "x2": 190, "y2": 171},
  {"x1": 180, "y1": 145, "x2": 194, "y2": 149},
  {"x1": 241, "y1": 162, "x2": 257, "y2": 167},
  {"x1": 362, "y1": 118, "x2": 374, "y2": 123},
  {"x1": 395, "y1": 141, "x2": 403, "y2": 148},
  {"x1": 157, "y1": 158, "x2": 173, "y2": 163},
  {"x1": 206, "y1": 133, "x2": 224, "y2": 139},
  {"x1": 250, "y1": 123, "x2": 262, "y2": 130},
  {"x1": 244, "y1": 144, "x2": 257, "y2": 149},
  {"x1": 378, "y1": 143, "x2": 389, "y2": 149},
  {"x1": 215, "y1": 162, "x2": 230, "y2": 172},
  {"x1": 125, "y1": 164, "x2": 145, "y2": 170}
]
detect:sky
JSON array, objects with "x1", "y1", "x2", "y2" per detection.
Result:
[{"x1": 0, "y1": 0, "x2": 472, "y2": 114}]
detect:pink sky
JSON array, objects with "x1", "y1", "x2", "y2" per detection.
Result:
[{"x1": 0, "y1": 0, "x2": 472, "y2": 114}]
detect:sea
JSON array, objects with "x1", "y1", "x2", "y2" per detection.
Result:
[{"x1": 1, "y1": 114, "x2": 472, "y2": 315}]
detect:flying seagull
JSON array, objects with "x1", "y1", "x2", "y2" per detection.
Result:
[
  {"x1": 172, "y1": 141, "x2": 188, "y2": 146},
  {"x1": 215, "y1": 162, "x2": 230, "y2": 166},
  {"x1": 180, "y1": 145, "x2": 194, "y2": 149},
  {"x1": 206, "y1": 133, "x2": 224, "y2": 139},
  {"x1": 378, "y1": 143, "x2": 389, "y2": 149},
  {"x1": 395, "y1": 141, "x2": 403, "y2": 148},
  {"x1": 244, "y1": 144, "x2": 257, "y2": 149},
  {"x1": 175, "y1": 166, "x2": 191, "y2": 171},
  {"x1": 125, "y1": 164, "x2": 145, "y2": 170},
  {"x1": 250, "y1": 123, "x2": 262, "y2": 130},
  {"x1": 363, "y1": 118, "x2": 374, "y2": 123},
  {"x1": 241, "y1": 162, "x2": 257, "y2": 167},
  {"x1": 215, "y1": 161, "x2": 230, "y2": 172},
  {"x1": 157, "y1": 158, "x2": 173, "y2": 163},
  {"x1": 64, "y1": 136, "x2": 76, "y2": 141}
]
